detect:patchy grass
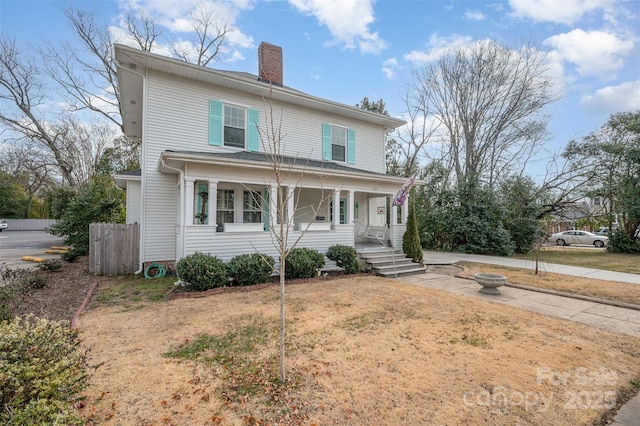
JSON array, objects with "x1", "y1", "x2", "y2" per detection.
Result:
[
  {"x1": 514, "y1": 247, "x2": 640, "y2": 274},
  {"x1": 94, "y1": 275, "x2": 175, "y2": 307},
  {"x1": 78, "y1": 276, "x2": 640, "y2": 425},
  {"x1": 457, "y1": 261, "x2": 640, "y2": 306}
]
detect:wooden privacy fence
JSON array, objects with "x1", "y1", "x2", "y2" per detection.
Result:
[{"x1": 89, "y1": 223, "x2": 139, "y2": 275}]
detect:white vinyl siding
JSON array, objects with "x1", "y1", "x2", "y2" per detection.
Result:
[
  {"x1": 125, "y1": 180, "x2": 141, "y2": 224},
  {"x1": 140, "y1": 70, "x2": 390, "y2": 261}
]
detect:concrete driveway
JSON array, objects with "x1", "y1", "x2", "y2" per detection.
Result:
[{"x1": 0, "y1": 230, "x2": 66, "y2": 269}]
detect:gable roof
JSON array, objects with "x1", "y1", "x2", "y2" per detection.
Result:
[{"x1": 114, "y1": 44, "x2": 406, "y2": 140}]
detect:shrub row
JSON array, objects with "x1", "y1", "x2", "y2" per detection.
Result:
[
  {"x1": 176, "y1": 245, "x2": 360, "y2": 292},
  {"x1": 0, "y1": 265, "x2": 49, "y2": 322}
]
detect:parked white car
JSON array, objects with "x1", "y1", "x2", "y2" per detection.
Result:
[
  {"x1": 0, "y1": 221, "x2": 7, "y2": 232},
  {"x1": 548, "y1": 230, "x2": 608, "y2": 247}
]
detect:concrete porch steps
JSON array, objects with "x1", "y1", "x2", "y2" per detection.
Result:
[{"x1": 358, "y1": 247, "x2": 426, "y2": 277}]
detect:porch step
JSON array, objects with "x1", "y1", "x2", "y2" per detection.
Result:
[
  {"x1": 377, "y1": 266, "x2": 428, "y2": 278},
  {"x1": 358, "y1": 249, "x2": 426, "y2": 278}
]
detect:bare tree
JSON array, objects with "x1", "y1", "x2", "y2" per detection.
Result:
[
  {"x1": 258, "y1": 88, "x2": 332, "y2": 382},
  {"x1": 172, "y1": 2, "x2": 230, "y2": 67},
  {"x1": 1, "y1": 36, "x2": 75, "y2": 185},
  {"x1": 125, "y1": 11, "x2": 161, "y2": 52},
  {"x1": 392, "y1": 88, "x2": 441, "y2": 177},
  {"x1": 412, "y1": 40, "x2": 558, "y2": 190}
]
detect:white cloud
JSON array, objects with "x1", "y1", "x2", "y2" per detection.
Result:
[
  {"x1": 288, "y1": 0, "x2": 387, "y2": 54},
  {"x1": 115, "y1": 0, "x2": 255, "y2": 51},
  {"x1": 464, "y1": 10, "x2": 486, "y2": 21},
  {"x1": 543, "y1": 29, "x2": 633, "y2": 78},
  {"x1": 508, "y1": 0, "x2": 617, "y2": 25},
  {"x1": 403, "y1": 34, "x2": 474, "y2": 65},
  {"x1": 382, "y1": 57, "x2": 401, "y2": 80},
  {"x1": 581, "y1": 80, "x2": 640, "y2": 114}
]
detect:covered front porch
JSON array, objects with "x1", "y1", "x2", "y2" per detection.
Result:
[{"x1": 159, "y1": 150, "x2": 410, "y2": 262}]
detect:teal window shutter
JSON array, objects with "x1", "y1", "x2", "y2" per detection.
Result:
[
  {"x1": 322, "y1": 123, "x2": 332, "y2": 160},
  {"x1": 247, "y1": 108, "x2": 260, "y2": 152},
  {"x1": 347, "y1": 128, "x2": 356, "y2": 164},
  {"x1": 209, "y1": 100, "x2": 222, "y2": 146},
  {"x1": 262, "y1": 188, "x2": 269, "y2": 231}
]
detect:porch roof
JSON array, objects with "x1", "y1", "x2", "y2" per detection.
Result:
[{"x1": 158, "y1": 150, "x2": 422, "y2": 186}]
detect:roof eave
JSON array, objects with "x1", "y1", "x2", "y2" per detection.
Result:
[{"x1": 157, "y1": 151, "x2": 420, "y2": 185}]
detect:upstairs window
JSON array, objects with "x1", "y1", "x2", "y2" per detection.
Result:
[
  {"x1": 209, "y1": 100, "x2": 260, "y2": 151},
  {"x1": 331, "y1": 127, "x2": 346, "y2": 162},
  {"x1": 322, "y1": 123, "x2": 355, "y2": 164},
  {"x1": 224, "y1": 105, "x2": 245, "y2": 148}
]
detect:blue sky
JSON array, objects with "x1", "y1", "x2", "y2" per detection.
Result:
[{"x1": 1, "y1": 0, "x2": 639, "y2": 179}]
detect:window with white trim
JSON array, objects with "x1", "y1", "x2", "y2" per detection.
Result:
[
  {"x1": 331, "y1": 127, "x2": 347, "y2": 162},
  {"x1": 224, "y1": 105, "x2": 246, "y2": 148},
  {"x1": 216, "y1": 189, "x2": 234, "y2": 224},
  {"x1": 243, "y1": 190, "x2": 262, "y2": 223},
  {"x1": 322, "y1": 123, "x2": 356, "y2": 164},
  {"x1": 209, "y1": 100, "x2": 260, "y2": 151}
]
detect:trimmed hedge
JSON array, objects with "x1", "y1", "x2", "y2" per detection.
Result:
[
  {"x1": 227, "y1": 253, "x2": 275, "y2": 286},
  {"x1": 326, "y1": 244, "x2": 359, "y2": 274},
  {"x1": 285, "y1": 248, "x2": 325, "y2": 279},
  {"x1": 176, "y1": 252, "x2": 228, "y2": 291}
]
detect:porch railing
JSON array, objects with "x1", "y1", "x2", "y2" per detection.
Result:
[{"x1": 355, "y1": 221, "x2": 398, "y2": 278}]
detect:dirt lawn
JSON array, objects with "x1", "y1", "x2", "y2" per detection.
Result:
[{"x1": 76, "y1": 275, "x2": 640, "y2": 425}]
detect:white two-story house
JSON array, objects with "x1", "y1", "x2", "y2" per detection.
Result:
[{"x1": 113, "y1": 42, "x2": 414, "y2": 270}]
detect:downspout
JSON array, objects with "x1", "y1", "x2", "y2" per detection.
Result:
[{"x1": 161, "y1": 158, "x2": 185, "y2": 263}]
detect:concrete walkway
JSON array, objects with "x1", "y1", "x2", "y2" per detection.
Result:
[
  {"x1": 423, "y1": 250, "x2": 640, "y2": 285},
  {"x1": 401, "y1": 251, "x2": 640, "y2": 425}
]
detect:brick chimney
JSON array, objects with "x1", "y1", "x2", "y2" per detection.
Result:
[{"x1": 258, "y1": 42, "x2": 283, "y2": 86}]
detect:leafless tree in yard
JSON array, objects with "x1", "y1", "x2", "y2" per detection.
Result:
[
  {"x1": 0, "y1": 36, "x2": 86, "y2": 186},
  {"x1": 257, "y1": 87, "x2": 332, "y2": 383},
  {"x1": 411, "y1": 40, "x2": 558, "y2": 190}
]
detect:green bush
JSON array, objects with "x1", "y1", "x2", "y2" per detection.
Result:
[
  {"x1": 0, "y1": 315, "x2": 88, "y2": 425},
  {"x1": 176, "y1": 252, "x2": 228, "y2": 291},
  {"x1": 227, "y1": 253, "x2": 275, "y2": 286},
  {"x1": 62, "y1": 247, "x2": 86, "y2": 263},
  {"x1": 39, "y1": 258, "x2": 63, "y2": 272},
  {"x1": 402, "y1": 196, "x2": 423, "y2": 263},
  {"x1": 22, "y1": 274, "x2": 47, "y2": 290},
  {"x1": 326, "y1": 245, "x2": 359, "y2": 274},
  {"x1": 285, "y1": 248, "x2": 325, "y2": 279}
]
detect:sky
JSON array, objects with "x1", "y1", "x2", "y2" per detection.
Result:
[{"x1": 1, "y1": 0, "x2": 639, "y2": 180}]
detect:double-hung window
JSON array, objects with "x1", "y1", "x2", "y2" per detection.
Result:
[
  {"x1": 216, "y1": 189, "x2": 234, "y2": 224},
  {"x1": 331, "y1": 127, "x2": 347, "y2": 162},
  {"x1": 209, "y1": 100, "x2": 260, "y2": 151},
  {"x1": 243, "y1": 190, "x2": 262, "y2": 223},
  {"x1": 322, "y1": 123, "x2": 355, "y2": 164},
  {"x1": 224, "y1": 105, "x2": 245, "y2": 148}
]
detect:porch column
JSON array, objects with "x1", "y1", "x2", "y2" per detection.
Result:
[
  {"x1": 185, "y1": 178, "x2": 195, "y2": 225},
  {"x1": 391, "y1": 201, "x2": 398, "y2": 226},
  {"x1": 401, "y1": 195, "x2": 409, "y2": 224},
  {"x1": 208, "y1": 180, "x2": 218, "y2": 227},
  {"x1": 333, "y1": 189, "x2": 341, "y2": 226},
  {"x1": 270, "y1": 185, "x2": 278, "y2": 228},
  {"x1": 287, "y1": 186, "x2": 295, "y2": 227},
  {"x1": 347, "y1": 190, "x2": 354, "y2": 224}
]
